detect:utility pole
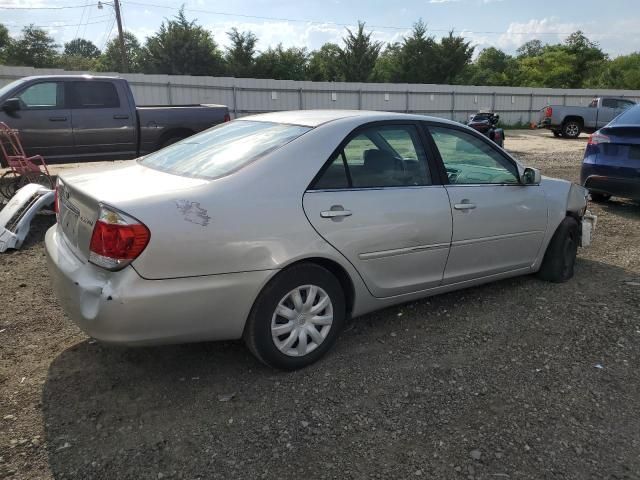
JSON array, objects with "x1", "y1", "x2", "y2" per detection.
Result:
[
  {"x1": 98, "y1": 1, "x2": 127, "y2": 73},
  {"x1": 113, "y1": 0, "x2": 127, "y2": 73}
]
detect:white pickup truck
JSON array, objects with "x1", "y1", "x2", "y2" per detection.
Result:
[{"x1": 538, "y1": 96, "x2": 636, "y2": 138}]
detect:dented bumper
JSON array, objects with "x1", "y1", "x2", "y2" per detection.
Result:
[{"x1": 45, "y1": 225, "x2": 274, "y2": 345}]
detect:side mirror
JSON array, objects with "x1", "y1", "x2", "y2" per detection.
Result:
[
  {"x1": 521, "y1": 167, "x2": 541, "y2": 185},
  {"x1": 2, "y1": 98, "x2": 21, "y2": 113}
]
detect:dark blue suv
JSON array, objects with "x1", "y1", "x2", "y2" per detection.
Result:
[{"x1": 581, "y1": 104, "x2": 640, "y2": 202}]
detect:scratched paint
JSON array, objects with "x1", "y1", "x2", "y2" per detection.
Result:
[{"x1": 174, "y1": 200, "x2": 211, "y2": 227}]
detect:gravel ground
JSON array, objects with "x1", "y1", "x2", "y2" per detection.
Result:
[{"x1": 1, "y1": 130, "x2": 639, "y2": 480}]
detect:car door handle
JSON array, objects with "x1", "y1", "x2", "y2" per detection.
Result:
[
  {"x1": 113, "y1": 114, "x2": 129, "y2": 119},
  {"x1": 454, "y1": 203, "x2": 476, "y2": 210},
  {"x1": 48, "y1": 116, "x2": 67, "y2": 122},
  {"x1": 320, "y1": 209, "x2": 352, "y2": 218}
]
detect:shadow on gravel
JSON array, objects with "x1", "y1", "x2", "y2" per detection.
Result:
[
  {"x1": 40, "y1": 256, "x2": 640, "y2": 479},
  {"x1": 597, "y1": 198, "x2": 640, "y2": 221}
]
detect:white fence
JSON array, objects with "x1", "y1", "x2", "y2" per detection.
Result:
[{"x1": 1, "y1": 65, "x2": 639, "y2": 125}]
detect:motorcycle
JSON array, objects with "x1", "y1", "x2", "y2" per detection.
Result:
[{"x1": 466, "y1": 111, "x2": 505, "y2": 148}]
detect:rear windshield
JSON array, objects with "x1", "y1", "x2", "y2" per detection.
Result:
[
  {"x1": 140, "y1": 120, "x2": 311, "y2": 179},
  {"x1": 610, "y1": 104, "x2": 640, "y2": 126}
]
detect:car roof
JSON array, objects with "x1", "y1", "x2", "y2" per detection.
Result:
[
  {"x1": 244, "y1": 109, "x2": 461, "y2": 128},
  {"x1": 19, "y1": 75, "x2": 122, "y2": 82}
]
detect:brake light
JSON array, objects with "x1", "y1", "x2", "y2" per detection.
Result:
[
  {"x1": 588, "y1": 131, "x2": 610, "y2": 145},
  {"x1": 89, "y1": 205, "x2": 150, "y2": 271},
  {"x1": 223, "y1": 113, "x2": 231, "y2": 122},
  {"x1": 544, "y1": 107, "x2": 553, "y2": 118}
]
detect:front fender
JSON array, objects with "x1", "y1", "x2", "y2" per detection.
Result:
[{"x1": 532, "y1": 178, "x2": 588, "y2": 270}]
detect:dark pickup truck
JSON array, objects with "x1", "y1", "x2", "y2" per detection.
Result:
[{"x1": 0, "y1": 75, "x2": 230, "y2": 163}]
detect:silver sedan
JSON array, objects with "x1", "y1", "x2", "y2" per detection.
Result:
[{"x1": 46, "y1": 110, "x2": 594, "y2": 370}]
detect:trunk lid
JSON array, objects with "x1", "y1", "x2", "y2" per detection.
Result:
[{"x1": 57, "y1": 161, "x2": 208, "y2": 262}]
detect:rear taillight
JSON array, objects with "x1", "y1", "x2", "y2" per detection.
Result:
[
  {"x1": 223, "y1": 113, "x2": 231, "y2": 122},
  {"x1": 588, "y1": 131, "x2": 610, "y2": 145},
  {"x1": 544, "y1": 107, "x2": 553, "y2": 118},
  {"x1": 89, "y1": 205, "x2": 150, "y2": 271}
]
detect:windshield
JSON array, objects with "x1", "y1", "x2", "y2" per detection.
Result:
[
  {"x1": 610, "y1": 104, "x2": 640, "y2": 126},
  {"x1": 140, "y1": 120, "x2": 311, "y2": 179},
  {"x1": 0, "y1": 79, "x2": 26, "y2": 99}
]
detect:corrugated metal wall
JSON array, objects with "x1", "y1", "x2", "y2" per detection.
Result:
[{"x1": 1, "y1": 65, "x2": 639, "y2": 125}]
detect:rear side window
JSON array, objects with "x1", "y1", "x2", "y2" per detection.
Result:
[
  {"x1": 71, "y1": 81, "x2": 119, "y2": 108},
  {"x1": 602, "y1": 98, "x2": 617, "y2": 108},
  {"x1": 140, "y1": 120, "x2": 310, "y2": 179},
  {"x1": 610, "y1": 104, "x2": 640, "y2": 125},
  {"x1": 311, "y1": 124, "x2": 431, "y2": 189}
]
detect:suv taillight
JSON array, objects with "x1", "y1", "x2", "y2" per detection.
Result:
[
  {"x1": 544, "y1": 107, "x2": 553, "y2": 118},
  {"x1": 54, "y1": 180, "x2": 60, "y2": 216},
  {"x1": 588, "y1": 131, "x2": 610, "y2": 145},
  {"x1": 223, "y1": 113, "x2": 231, "y2": 122},
  {"x1": 89, "y1": 205, "x2": 150, "y2": 271}
]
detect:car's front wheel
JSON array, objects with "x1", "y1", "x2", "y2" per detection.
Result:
[
  {"x1": 244, "y1": 263, "x2": 345, "y2": 370},
  {"x1": 537, "y1": 216, "x2": 579, "y2": 283}
]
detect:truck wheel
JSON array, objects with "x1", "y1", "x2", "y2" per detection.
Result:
[
  {"x1": 552, "y1": 130, "x2": 562, "y2": 137},
  {"x1": 537, "y1": 217, "x2": 579, "y2": 283},
  {"x1": 562, "y1": 121, "x2": 581, "y2": 139}
]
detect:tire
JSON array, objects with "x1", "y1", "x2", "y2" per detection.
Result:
[
  {"x1": 562, "y1": 121, "x2": 581, "y2": 139},
  {"x1": 537, "y1": 216, "x2": 579, "y2": 283},
  {"x1": 590, "y1": 192, "x2": 611, "y2": 202},
  {"x1": 0, "y1": 171, "x2": 27, "y2": 200},
  {"x1": 244, "y1": 263, "x2": 346, "y2": 370},
  {"x1": 552, "y1": 130, "x2": 562, "y2": 137}
]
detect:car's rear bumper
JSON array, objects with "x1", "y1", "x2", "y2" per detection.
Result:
[
  {"x1": 45, "y1": 225, "x2": 274, "y2": 345},
  {"x1": 537, "y1": 118, "x2": 552, "y2": 129},
  {"x1": 582, "y1": 173, "x2": 640, "y2": 201}
]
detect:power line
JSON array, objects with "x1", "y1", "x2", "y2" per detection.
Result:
[
  {"x1": 0, "y1": 3, "x2": 99, "y2": 10},
  {"x1": 7, "y1": 17, "x2": 112, "y2": 29},
  {"x1": 123, "y1": 0, "x2": 621, "y2": 37},
  {"x1": 73, "y1": 0, "x2": 90, "y2": 39}
]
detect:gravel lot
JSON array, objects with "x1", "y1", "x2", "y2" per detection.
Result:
[{"x1": 1, "y1": 129, "x2": 639, "y2": 480}]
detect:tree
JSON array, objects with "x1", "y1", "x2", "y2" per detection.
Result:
[
  {"x1": 141, "y1": 8, "x2": 225, "y2": 75},
  {"x1": 589, "y1": 53, "x2": 640, "y2": 90},
  {"x1": 370, "y1": 42, "x2": 402, "y2": 83},
  {"x1": 254, "y1": 44, "x2": 308, "y2": 80},
  {"x1": 516, "y1": 48, "x2": 576, "y2": 88},
  {"x1": 396, "y1": 20, "x2": 438, "y2": 83},
  {"x1": 339, "y1": 21, "x2": 382, "y2": 82},
  {"x1": 434, "y1": 31, "x2": 474, "y2": 84},
  {"x1": 64, "y1": 38, "x2": 100, "y2": 58},
  {"x1": 96, "y1": 31, "x2": 142, "y2": 72},
  {"x1": 516, "y1": 39, "x2": 545, "y2": 58},
  {"x1": 307, "y1": 43, "x2": 343, "y2": 81},
  {"x1": 225, "y1": 28, "x2": 257, "y2": 77},
  {"x1": 561, "y1": 31, "x2": 607, "y2": 87},
  {"x1": 465, "y1": 47, "x2": 518, "y2": 86},
  {"x1": 6, "y1": 25, "x2": 58, "y2": 68},
  {"x1": 0, "y1": 24, "x2": 11, "y2": 63}
]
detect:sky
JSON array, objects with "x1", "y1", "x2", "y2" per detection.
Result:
[{"x1": 1, "y1": 0, "x2": 639, "y2": 58}]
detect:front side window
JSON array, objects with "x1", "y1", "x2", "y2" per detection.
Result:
[
  {"x1": 18, "y1": 82, "x2": 63, "y2": 109},
  {"x1": 617, "y1": 99, "x2": 635, "y2": 110},
  {"x1": 141, "y1": 120, "x2": 310, "y2": 179},
  {"x1": 311, "y1": 124, "x2": 431, "y2": 189},
  {"x1": 71, "y1": 82, "x2": 119, "y2": 108},
  {"x1": 429, "y1": 126, "x2": 519, "y2": 185}
]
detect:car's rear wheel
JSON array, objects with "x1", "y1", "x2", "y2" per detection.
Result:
[
  {"x1": 590, "y1": 192, "x2": 611, "y2": 202},
  {"x1": 537, "y1": 216, "x2": 579, "y2": 283},
  {"x1": 244, "y1": 263, "x2": 345, "y2": 370},
  {"x1": 562, "y1": 121, "x2": 581, "y2": 139}
]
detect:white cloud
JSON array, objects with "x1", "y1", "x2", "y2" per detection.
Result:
[{"x1": 428, "y1": 0, "x2": 460, "y2": 3}]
